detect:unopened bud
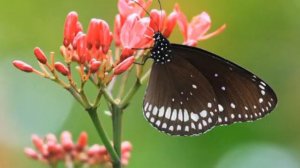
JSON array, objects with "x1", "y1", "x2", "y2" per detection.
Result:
[
  {"x1": 34, "y1": 47, "x2": 47, "y2": 64},
  {"x1": 63, "y1": 11, "x2": 78, "y2": 47},
  {"x1": 113, "y1": 56, "x2": 135, "y2": 75},
  {"x1": 12, "y1": 60, "x2": 33, "y2": 72},
  {"x1": 90, "y1": 59, "x2": 101, "y2": 73},
  {"x1": 61, "y1": 131, "x2": 73, "y2": 151},
  {"x1": 77, "y1": 132, "x2": 88, "y2": 150},
  {"x1": 54, "y1": 62, "x2": 70, "y2": 76}
]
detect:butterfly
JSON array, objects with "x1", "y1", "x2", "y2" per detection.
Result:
[{"x1": 137, "y1": 2, "x2": 278, "y2": 136}]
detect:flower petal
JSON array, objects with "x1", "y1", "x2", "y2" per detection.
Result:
[
  {"x1": 198, "y1": 24, "x2": 226, "y2": 41},
  {"x1": 188, "y1": 12, "x2": 211, "y2": 41},
  {"x1": 174, "y1": 3, "x2": 189, "y2": 41}
]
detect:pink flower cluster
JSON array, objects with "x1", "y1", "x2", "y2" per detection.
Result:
[
  {"x1": 13, "y1": 0, "x2": 225, "y2": 78},
  {"x1": 24, "y1": 131, "x2": 132, "y2": 167}
]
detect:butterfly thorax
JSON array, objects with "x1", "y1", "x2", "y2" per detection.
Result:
[{"x1": 150, "y1": 32, "x2": 173, "y2": 64}]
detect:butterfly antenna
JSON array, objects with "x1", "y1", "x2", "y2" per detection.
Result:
[
  {"x1": 158, "y1": 0, "x2": 163, "y2": 32},
  {"x1": 131, "y1": 0, "x2": 159, "y2": 32},
  {"x1": 131, "y1": 0, "x2": 151, "y2": 17}
]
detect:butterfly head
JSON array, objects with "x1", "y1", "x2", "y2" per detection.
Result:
[{"x1": 150, "y1": 32, "x2": 173, "y2": 64}]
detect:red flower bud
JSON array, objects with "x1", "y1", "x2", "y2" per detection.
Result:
[
  {"x1": 77, "y1": 132, "x2": 88, "y2": 150},
  {"x1": 34, "y1": 47, "x2": 47, "y2": 64},
  {"x1": 114, "y1": 56, "x2": 135, "y2": 75},
  {"x1": 54, "y1": 62, "x2": 69, "y2": 76},
  {"x1": 61, "y1": 131, "x2": 73, "y2": 151},
  {"x1": 76, "y1": 33, "x2": 87, "y2": 64},
  {"x1": 31, "y1": 134, "x2": 45, "y2": 154},
  {"x1": 99, "y1": 20, "x2": 112, "y2": 54},
  {"x1": 63, "y1": 11, "x2": 78, "y2": 47},
  {"x1": 76, "y1": 22, "x2": 83, "y2": 34},
  {"x1": 12, "y1": 60, "x2": 33, "y2": 72},
  {"x1": 90, "y1": 59, "x2": 101, "y2": 73},
  {"x1": 46, "y1": 133, "x2": 57, "y2": 144},
  {"x1": 86, "y1": 19, "x2": 101, "y2": 49},
  {"x1": 24, "y1": 148, "x2": 38, "y2": 160},
  {"x1": 121, "y1": 48, "x2": 135, "y2": 60},
  {"x1": 87, "y1": 144, "x2": 107, "y2": 156}
]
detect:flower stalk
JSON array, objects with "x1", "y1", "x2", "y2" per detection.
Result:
[{"x1": 86, "y1": 107, "x2": 120, "y2": 163}]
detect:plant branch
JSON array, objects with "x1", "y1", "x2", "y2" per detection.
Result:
[
  {"x1": 112, "y1": 104, "x2": 123, "y2": 168},
  {"x1": 87, "y1": 108, "x2": 120, "y2": 163}
]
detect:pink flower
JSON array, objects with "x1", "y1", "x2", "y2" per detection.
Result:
[
  {"x1": 61, "y1": 131, "x2": 74, "y2": 151},
  {"x1": 175, "y1": 4, "x2": 226, "y2": 46},
  {"x1": 114, "y1": 14, "x2": 123, "y2": 47},
  {"x1": 118, "y1": 0, "x2": 153, "y2": 19},
  {"x1": 149, "y1": 9, "x2": 177, "y2": 38},
  {"x1": 115, "y1": 0, "x2": 153, "y2": 47},
  {"x1": 120, "y1": 14, "x2": 152, "y2": 59},
  {"x1": 25, "y1": 132, "x2": 133, "y2": 167}
]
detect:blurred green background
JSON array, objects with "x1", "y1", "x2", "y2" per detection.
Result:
[{"x1": 1, "y1": 0, "x2": 299, "y2": 167}]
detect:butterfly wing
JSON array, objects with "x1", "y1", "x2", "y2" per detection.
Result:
[
  {"x1": 171, "y1": 44, "x2": 277, "y2": 126},
  {"x1": 143, "y1": 55, "x2": 220, "y2": 136}
]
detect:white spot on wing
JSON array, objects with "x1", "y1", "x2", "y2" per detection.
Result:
[
  {"x1": 207, "y1": 102, "x2": 212, "y2": 108},
  {"x1": 178, "y1": 109, "x2": 183, "y2": 121},
  {"x1": 218, "y1": 104, "x2": 224, "y2": 112},
  {"x1": 198, "y1": 123, "x2": 203, "y2": 130},
  {"x1": 177, "y1": 125, "x2": 181, "y2": 130},
  {"x1": 158, "y1": 106, "x2": 165, "y2": 117},
  {"x1": 171, "y1": 109, "x2": 177, "y2": 121},
  {"x1": 200, "y1": 110, "x2": 208, "y2": 118},
  {"x1": 191, "y1": 113, "x2": 199, "y2": 122},
  {"x1": 230, "y1": 103, "x2": 236, "y2": 109},
  {"x1": 184, "y1": 109, "x2": 189, "y2": 122},
  {"x1": 185, "y1": 126, "x2": 189, "y2": 132},
  {"x1": 165, "y1": 107, "x2": 171, "y2": 119},
  {"x1": 146, "y1": 112, "x2": 150, "y2": 118}
]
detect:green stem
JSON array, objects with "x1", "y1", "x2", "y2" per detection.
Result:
[
  {"x1": 66, "y1": 87, "x2": 88, "y2": 108},
  {"x1": 112, "y1": 104, "x2": 123, "y2": 168},
  {"x1": 87, "y1": 108, "x2": 119, "y2": 163},
  {"x1": 120, "y1": 79, "x2": 141, "y2": 109},
  {"x1": 117, "y1": 71, "x2": 130, "y2": 99},
  {"x1": 102, "y1": 87, "x2": 118, "y2": 105}
]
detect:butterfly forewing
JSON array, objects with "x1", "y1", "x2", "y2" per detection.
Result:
[
  {"x1": 171, "y1": 44, "x2": 277, "y2": 126},
  {"x1": 143, "y1": 55, "x2": 219, "y2": 136}
]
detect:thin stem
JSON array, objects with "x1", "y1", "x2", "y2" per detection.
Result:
[
  {"x1": 87, "y1": 107, "x2": 120, "y2": 163},
  {"x1": 117, "y1": 70, "x2": 130, "y2": 99},
  {"x1": 66, "y1": 87, "x2": 88, "y2": 107},
  {"x1": 112, "y1": 104, "x2": 123, "y2": 168},
  {"x1": 93, "y1": 90, "x2": 103, "y2": 107},
  {"x1": 79, "y1": 88, "x2": 92, "y2": 109},
  {"x1": 120, "y1": 79, "x2": 141, "y2": 109},
  {"x1": 102, "y1": 87, "x2": 118, "y2": 106}
]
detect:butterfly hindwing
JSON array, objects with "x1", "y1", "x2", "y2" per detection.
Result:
[
  {"x1": 171, "y1": 44, "x2": 277, "y2": 126},
  {"x1": 143, "y1": 55, "x2": 219, "y2": 136}
]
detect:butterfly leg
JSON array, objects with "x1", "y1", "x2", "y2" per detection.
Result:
[{"x1": 134, "y1": 56, "x2": 151, "y2": 65}]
